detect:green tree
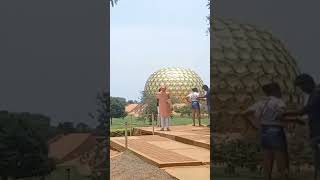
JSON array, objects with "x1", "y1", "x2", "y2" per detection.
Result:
[
  {"x1": 57, "y1": 122, "x2": 75, "y2": 135},
  {"x1": 110, "y1": 97, "x2": 127, "y2": 119},
  {"x1": 127, "y1": 100, "x2": 139, "y2": 104},
  {"x1": 76, "y1": 122, "x2": 90, "y2": 133},
  {"x1": 140, "y1": 91, "x2": 157, "y2": 124},
  {"x1": 0, "y1": 111, "x2": 54, "y2": 179},
  {"x1": 89, "y1": 91, "x2": 108, "y2": 136},
  {"x1": 174, "y1": 105, "x2": 191, "y2": 117},
  {"x1": 88, "y1": 92, "x2": 109, "y2": 172}
]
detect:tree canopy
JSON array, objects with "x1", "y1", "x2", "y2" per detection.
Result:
[
  {"x1": 0, "y1": 111, "x2": 55, "y2": 179},
  {"x1": 140, "y1": 91, "x2": 158, "y2": 120},
  {"x1": 110, "y1": 97, "x2": 127, "y2": 118}
]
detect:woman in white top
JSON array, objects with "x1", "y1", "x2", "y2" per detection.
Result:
[{"x1": 186, "y1": 88, "x2": 202, "y2": 126}]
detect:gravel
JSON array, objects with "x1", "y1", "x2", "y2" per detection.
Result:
[
  {"x1": 111, "y1": 151, "x2": 177, "y2": 180},
  {"x1": 110, "y1": 149, "x2": 121, "y2": 157}
]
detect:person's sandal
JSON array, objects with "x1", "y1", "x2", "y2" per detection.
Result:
[
  {"x1": 167, "y1": 128, "x2": 170, "y2": 131},
  {"x1": 160, "y1": 128, "x2": 164, "y2": 131}
]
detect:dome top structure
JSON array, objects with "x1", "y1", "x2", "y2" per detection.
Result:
[
  {"x1": 144, "y1": 67, "x2": 205, "y2": 103},
  {"x1": 211, "y1": 17, "x2": 304, "y2": 131}
]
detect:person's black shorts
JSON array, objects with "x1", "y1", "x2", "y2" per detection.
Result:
[{"x1": 261, "y1": 125, "x2": 287, "y2": 151}]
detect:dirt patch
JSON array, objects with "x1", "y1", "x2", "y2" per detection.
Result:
[{"x1": 111, "y1": 151, "x2": 177, "y2": 180}]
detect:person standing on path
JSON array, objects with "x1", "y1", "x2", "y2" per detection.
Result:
[
  {"x1": 242, "y1": 83, "x2": 289, "y2": 180},
  {"x1": 199, "y1": 85, "x2": 210, "y2": 127},
  {"x1": 284, "y1": 74, "x2": 320, "y2": 180},
  {"x1": 156, "y1": 84, "x2": 172, "y2": 131},
  {"x1": 186, "y1": 88, "x2": 202, "y2": 126},
  {"x1": 157, "y1": 88, "x2": 161, "y2": 127}
]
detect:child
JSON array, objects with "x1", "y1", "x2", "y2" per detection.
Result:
[
  {"x1": 186, "y1": 88, "x2": 202, "y2": 126},
  {"x1": 242, "y1": 83, "x2": 289, "y2": 180}
]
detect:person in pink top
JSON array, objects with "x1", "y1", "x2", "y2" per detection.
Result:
[{"x1": 156, "y1": 84, "x2": 172, "y2": 131}]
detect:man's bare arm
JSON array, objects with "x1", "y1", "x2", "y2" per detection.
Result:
[{"x1": 240, "y1": 110, "x2": 259, "y2": 130}]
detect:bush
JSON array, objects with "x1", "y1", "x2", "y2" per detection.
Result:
[
  {"x1": 213, "y1": 136, "x2": 261, "y2": 175},
  {"x1": 214, "y1": 127, "x2": 314, "y2": 176},
  {"x1": 287, "y1": 126, "x2": 313, "y2": 173},
  {"x1": 174, "y1": 105, "x2": 191, "y2": 117}
]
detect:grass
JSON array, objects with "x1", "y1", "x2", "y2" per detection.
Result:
[
  {"x1": 110, "y1": 116, "x2": 209, "y2": 131},
  {"x1": 46, "y1": 166, "x2": 90, "y2": 180},
  {"x1": 212, "y1": 167, "x2": 314, "y2": 180},
  {"x1": 20, "y1": 166, "x2": 90, "y2": 180}
]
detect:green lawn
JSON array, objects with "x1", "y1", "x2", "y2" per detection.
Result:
[
  {"x1": 212, "y1": 167, "x2": 314, "y2": 180},
  {"x1": 19, "y1": 166, "x2": 90, "y2": 180},
  {"x1": 213, "y1": 174, "x2": 314, "y2": 180},
  {"x1": 110, "y1": 116, "x2": 209, "y2": 131},
  {"x1": 46, "y1": 166, "x2": 90, "y2": 180}
]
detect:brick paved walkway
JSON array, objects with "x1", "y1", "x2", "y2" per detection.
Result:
[
  {"x1": 110, "y1": 149, "x2": 122, "y2": 159},
  {"x1": 110, "y1": 135, "x2": 209, "y2": 168},
  {"x1": 134, "y1": 125, "x2": 210, "y2": 149},
  {"x1": 163, "y1": 165, "x2": 210, "y2": 180}
]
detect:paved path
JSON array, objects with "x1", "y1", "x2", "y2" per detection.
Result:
[
  {"x1": 163, "y1": 166, "x2": 210, "y2": 180},
  {"x1": 110, "y1": 149, "x2": 122, "y2": 159},
  {"x1": 134, "y1": 125, "x2": 210, "y2": 149},
  {"x1": 111, "y1": 135, "x2": 210, "y2": 168}
]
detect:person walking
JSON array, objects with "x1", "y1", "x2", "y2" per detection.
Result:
[
  {"x1": 186, "y1": 88, "x2": 202, "y2": 126},
  {"x1": 284, "y1": 74, "x2": 320, "y2": 180},
  {"x1": 156, "y1": 84, "x2": 172, "y2": 131}
]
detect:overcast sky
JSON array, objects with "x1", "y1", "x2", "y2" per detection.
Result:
[
  {"x1": 0, "y1": 0, "x2": 108, "y2": 126},
  {"x1": 110, "y1": 0, "x2": 210, "y2": 101},
  {"x1": 215, "y1": 0, "x2": 320, "y2": 83}
]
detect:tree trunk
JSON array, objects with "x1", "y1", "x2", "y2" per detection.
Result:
[{"x1": 110, "y1": 117, "x2": 112, "y2": 125}]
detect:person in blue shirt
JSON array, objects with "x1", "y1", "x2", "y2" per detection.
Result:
[
  {"x1": 285, "y1": 73, "x2": 320, "y2": 180},
  {"x1": 156, "y1": 88, "x2": 161, "y2": 127},
  {"x1": 199, "y1": 85, "x2": 210, "y2": 127}
]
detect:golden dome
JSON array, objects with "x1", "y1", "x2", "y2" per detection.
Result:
[
  {"x1": 211, "y1": 18, "x2": 304, "y2": 131},
  {"x1": 144, "y1": 67, "x2": 205, "y2": 103}
]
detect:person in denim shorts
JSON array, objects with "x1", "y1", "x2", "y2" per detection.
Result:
[
  {"x1": 243, "y1": 83, "x2": 289, "y2": 180},
  {"x1": 186, "y1": 88, "x2": 202, "y2": 126}
]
